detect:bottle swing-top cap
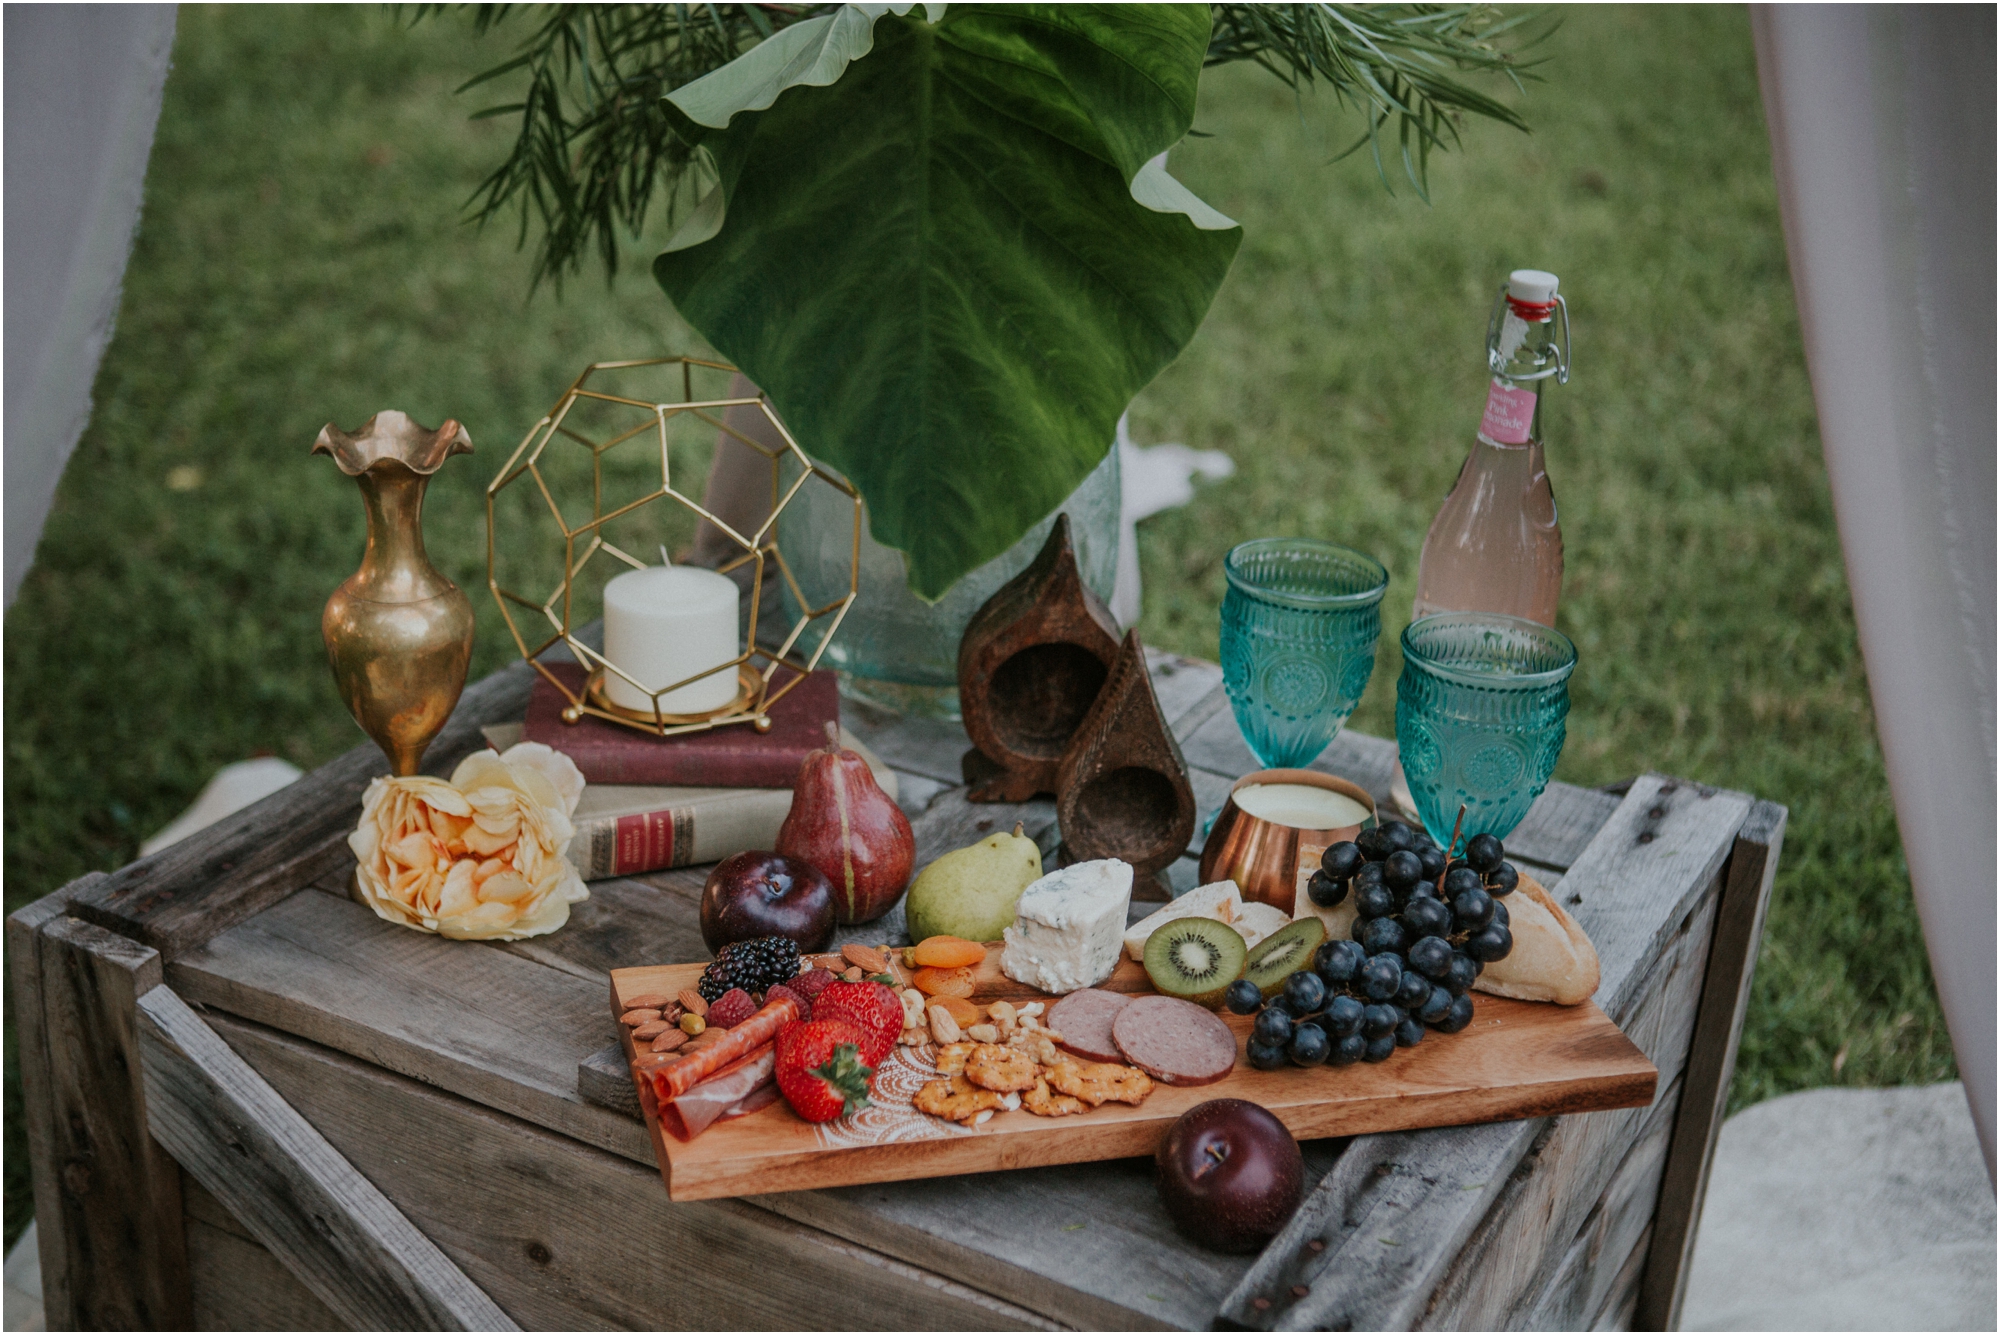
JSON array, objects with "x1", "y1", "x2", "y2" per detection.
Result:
[{"x1": 1507, "y1": 269, "x2": 1561, "y2": 305}]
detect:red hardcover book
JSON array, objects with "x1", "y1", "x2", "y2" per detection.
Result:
[{"x1": 522, "y1": 663, "x2": 839, "y2": 788}]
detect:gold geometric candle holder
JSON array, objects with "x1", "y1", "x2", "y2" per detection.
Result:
[{"x1": 486, "y1": 356, "x2": 860, "y2": 737}]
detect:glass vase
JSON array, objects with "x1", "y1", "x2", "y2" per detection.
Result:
[{"x1": 777, "y1": 448, "x2": 1121, "y2": 717}]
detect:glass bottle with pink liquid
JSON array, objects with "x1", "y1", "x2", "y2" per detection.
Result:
[{"x1": 1392, "y1": 269, "x2": 1571, "y2": 816}]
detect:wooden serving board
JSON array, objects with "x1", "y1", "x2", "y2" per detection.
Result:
[{"x1": 610, "y1": 953, "x2": 1658, "y2": 1202}]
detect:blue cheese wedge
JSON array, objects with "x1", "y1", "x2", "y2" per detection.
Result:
[{"x1": 1001, "y1": 859, "x2": 1133, "y2": 994}]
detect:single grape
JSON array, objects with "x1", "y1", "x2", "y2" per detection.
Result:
[
  {"x1": 1417, "y1": 983, "x2": 1453, "y2": 1024},
  {"x1": 1465, "y1": 833, "x2": 1504, "y2": 873},
  {"x1": 1435, "y1": 994, "x2": 1476, "y2": 1034},
  {"x1": 1289, "y1": 1022, "x2": 1331, "y2": 1066},
  {"x1": 1394, "y1": 968, "x2": 1432, "y2": 1009},
  {"x1": 1493, "y1": 899, "x2": 1510, "y2": 928},
  {"x1": 1451, "y1": 885, "x2": 1496, "y2": 932},
  {"x1": 1485, "y1": 861, "x2": 1519, "y2": 896},
  {"x1": 1379, "y1": 821, "x2": 1417, "y2": 854},
  {"x1": 1359, "y1": 956, "x2": 1402, "y2": 1001},
  {"x1": 1253, "y1": 1006, "x2": 1296, "y2": 1044},
  {"x1": 1246, "y1": 1037, "x2": 1290, "y2": 1070},
  {"x1": 1314, "y1": 939, "x2": 1366, "y2": 989},
  {"x1": 1284, "y1": 970, "x2": 1328, "y2": 1016},
  {"x1": 1354, "y1": 827, "x2": 1388, "y2": 861},
  {"x1": 1360, "y1": 916, "x2": 1408, "y2": 956},
  {"x1": 1408, "y1": 934, "x2": 1455, "y2": 979},
  {"x1": 1402, "y1": 896, "x2": 1452, "y2": 939},
  {"x1": 1444, "y1": 952, "x2": 1480, "y2": 995},
  {"x1": 1355, "y1": 882, "x2": 1397, "y2": 920},
  {"x1": 1320, "y1": 841, "x2": 1363, "y2": 880},
  {"x1": 1352, "y1": 860, "x2": 1386, "y2": 890},
  {"x1": 1442, "y1": 866, "x2": 1483, "y2": 899},
  {"x1": 1331, "y1": 1032, "x2": 1367, "y2": 1066},
  {"x1": 1224, "y1": 978, "x2": 1264, "y2": 1015},
  {"x1": 1465, "y1": 923, "x2": 1513, "y2": 962},
  {"x1": 1324, "y1": 994, "x2": 1364, "y2": 1037},
  {"x1": 1394, "y1": 1016, "x2": 1426, "y2": 1047},
  {"x1": 1382, "y1": 849, "x2": 1423, "y2": 891},
  {"x1": 1307, "y1": 870, "x2": 1349, "y2": 908},
  {"x1": 1359, "y1": 1003, "x2": 1399, "y2": 1038},
  {"x1": 1364, "y1": 1033, "x2": 1398, "y2": 1063},
  {"x1": 1417, "y1": 844, "x2": 1448, "y2": 882}
]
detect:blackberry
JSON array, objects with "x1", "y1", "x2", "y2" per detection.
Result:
[{"x1": 698, "y1": 935, "x2": 803, "y2": 1002}]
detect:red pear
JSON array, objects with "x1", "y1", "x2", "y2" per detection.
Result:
[{"x1": 778, "y1": 722, "x2": 916, "y2": 924}]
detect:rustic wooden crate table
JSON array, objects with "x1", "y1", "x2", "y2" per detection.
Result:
[{"x1": 11, "y1": 652, "x2": 1784, "y2": 1331}]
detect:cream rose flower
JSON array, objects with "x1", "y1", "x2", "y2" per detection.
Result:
[{"x1": 350, "y1": 742, "x2": 588, "y2": 940}]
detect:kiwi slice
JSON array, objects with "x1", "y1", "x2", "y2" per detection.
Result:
[
  {"x1": 1243, "y1": 918, "x2": 1328, "y2": 998},
  {"x1": 1143, "y1": 917, "x2": 1249, "y2": 1008}
]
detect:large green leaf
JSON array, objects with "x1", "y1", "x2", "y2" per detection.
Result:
[{"x1": 654, "y1": 4, "x2": 1241, "y2": 599}]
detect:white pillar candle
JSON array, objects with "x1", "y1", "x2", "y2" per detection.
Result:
[
  {"x1": 1232, "y1": 782, "x2": 1371, "y2": 831},
  {"x1": 601, "y1": 565, "x2": 741, "y2": 714}
]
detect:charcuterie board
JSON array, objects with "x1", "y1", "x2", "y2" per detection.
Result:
[{"x1": 611, "y1": 952, "x2": 1656, "y2": 1202}]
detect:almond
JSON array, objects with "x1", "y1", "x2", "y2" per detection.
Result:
[
  {"x1": 619, "y1": 1008, "x2": 663, "y2": 1026},
  {"x1": 927, "y1": 1003, "x2": 962, "y2": 1045},
  {"x1": 842, "y1": 943, "x2": 888, "y2": 974},
  {"x1": 841, "y1": 966, "x2": 864, "y2": 982},
  {"x1": 650, "y1": 1029, "x2": 687, "y2": 1053},
  {"x1": 624, "y1": 993, "x2": 673, "y2": 1010},
  {"x1": 677, "y1": 989, "x2": 709, "y2": 1018},
  {"x1": 633, "y1": 1020, "x2": 671, "y2": 1040},
  {"x1": 631, "y1": 1052, "x2": 678, "y2": 1075}
]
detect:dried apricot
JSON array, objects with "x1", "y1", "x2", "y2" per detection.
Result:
[
  {"x1": 912, "y1": 935, "x2": 987, "y2": 968},
  {"x1": 930, "y1": 995, "x2": 983, "y2": 1027},
  {"x1": 912, "y1": 965, "x2": 976, "y2": 998}
]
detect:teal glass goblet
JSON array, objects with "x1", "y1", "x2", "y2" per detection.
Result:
[
  {"x1": 1395, "y1": 613, "x2": 1578, "y2": 847},
  {"x1": 1220, "y1": 538, "x2": 1389, "y2": 770}
]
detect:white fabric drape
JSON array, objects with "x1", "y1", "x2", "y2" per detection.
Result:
[
  {"x1": 1751, "y1": 5, "x2": 1996, "y2": 1178},
  {"x1": 4, "y1": 4, "x2": 178, "y2": 606}
]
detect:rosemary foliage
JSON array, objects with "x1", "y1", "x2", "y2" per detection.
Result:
[{"x1": 429, "y1": 3, "x2": 1543, "y2": 284}]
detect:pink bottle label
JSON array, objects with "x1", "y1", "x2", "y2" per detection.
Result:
[{"x1": 1479, "y1": 380, "x2": 1537, "y2": 444}]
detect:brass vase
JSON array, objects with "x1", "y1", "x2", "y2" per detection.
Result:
[{"x1": 315, "y1": 411, "x2": 475, "y2": 775}]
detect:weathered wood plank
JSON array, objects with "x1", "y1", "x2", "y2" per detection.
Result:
[
  {"x1": 1520, "y1": 1089, "x2": 1677, "y2": 1331},
  {"x1": 1214, "y1": 775, "x2": 1750, "y2": 1330},
  {"x1": 138, "y1": 984, "x2": 516, "y2": 1330},
  {"x1": 70, "y1": 659, "x2": 537, "y2": 960},
  {"x1": 6, "y1": 879, "x2": 96, "y2": 1328},
  {"x1": 167, "y1": 887, "x2": 653, "y2": 1165},
  {"x1": 204, "y1": 1010, "x2": 1057, "y2": 1330},
  {"x1": 1634, "y1": 798, "x2": 1787, "y2": 1331},
  {"x1": 185, "y1": 1213, "x2": 346, "y2": 1332},
  {"x1": 32, "y1": 913, "x2": 192, "y2": 1329},
  {"x1": 1413, "y1": 861, "x2": 1723, "y2": 1330},
  {"x1": 1143, "y1": 648, "x2": 1227, "y2": 734}
]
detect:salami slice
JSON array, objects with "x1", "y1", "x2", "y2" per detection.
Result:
[
  {"x1": 1111, "y1": 995, "x2": 1238, "y2": 1086},
  {"x1": 1048, "y1": 988, "x2": 1133, "y2": 1064}
]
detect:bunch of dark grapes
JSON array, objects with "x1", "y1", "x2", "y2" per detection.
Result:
[{"x1": 1227, "y1": 822, "x2": 1520, "y2": 1070}]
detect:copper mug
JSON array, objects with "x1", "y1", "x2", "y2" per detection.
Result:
[{"x1": 1198, "y1": 769, "x2": 1378, "y2": 913}]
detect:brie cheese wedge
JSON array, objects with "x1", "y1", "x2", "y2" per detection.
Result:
[
  {"x1": 1122, "y1": 879, "x2": 1243, "y2": 961},
  {"x1": 1002, "y1": 859, "x2": 1133, "y2": 994}
]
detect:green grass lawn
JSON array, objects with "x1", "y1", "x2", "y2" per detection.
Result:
[{"x1": 3, "y1": 5, "x2": 1954, "y2": 1247}]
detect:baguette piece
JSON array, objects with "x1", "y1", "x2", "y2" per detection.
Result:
[{"x1": 1473, "y1": 871, "x2": 1600, "y2": 1005}]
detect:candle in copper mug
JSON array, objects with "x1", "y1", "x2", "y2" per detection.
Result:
[{"x1": 1197, "y1": 769, "x2": 1377, "y2": 914}]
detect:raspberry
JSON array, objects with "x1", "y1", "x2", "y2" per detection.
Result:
[
  {"x1": 764, "y1": 982, "x2": 811, "y2": 1023},
  {"x1": 791, "y1": 967, "x2": 839, "y2": 1002},
  {"x1": 706, "y1": 987, "x2": 756, "y2": 1029}
]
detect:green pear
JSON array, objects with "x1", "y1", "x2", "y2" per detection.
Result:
[{"x1": 904, "y1": 822, "x2": 1043, "y2": 944}]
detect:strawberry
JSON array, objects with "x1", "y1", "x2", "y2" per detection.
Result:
[
  {"x1": 775, "y1": 1019, "x2": 874, "y2": 1123},
  {"x1": 811, "y1": 980, "x2": 903, "y2": 1065}
]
